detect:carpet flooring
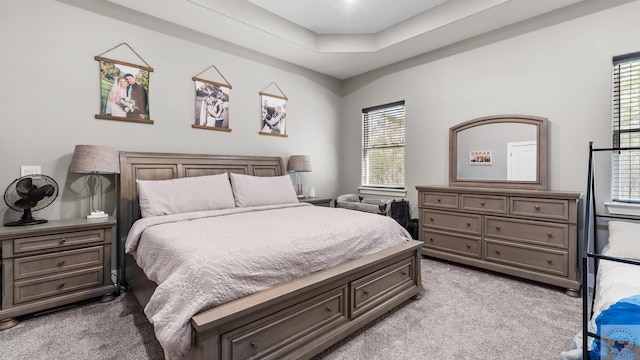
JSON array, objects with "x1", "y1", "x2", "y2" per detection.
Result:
[{"x1": 0, "y1": 258, "x2": 582, "y2": 359}]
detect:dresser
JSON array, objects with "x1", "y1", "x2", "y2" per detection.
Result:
[
  {"x1": 299, "y1": 196, "x2": 333, "y2": 207},
  {"x1": 416, "y1": 186, "x2": 581, "y2": 296},
  {"x1": 0, "y1": 218, "x2": 116, "y2": 330}
]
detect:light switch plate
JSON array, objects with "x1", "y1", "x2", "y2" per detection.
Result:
[{"x1": 20, "y1": 165, "x2": 41, "y2": 177}]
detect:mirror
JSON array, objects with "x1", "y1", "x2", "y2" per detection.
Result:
[{"x1": 449, "y1": 114, "x2": 548, "y2": 190}]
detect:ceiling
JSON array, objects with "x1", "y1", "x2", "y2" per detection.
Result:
[{"x1": 77, "y1": 0, "x2": 613, "y2": 79}]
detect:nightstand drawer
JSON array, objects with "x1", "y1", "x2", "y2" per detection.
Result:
[
  {"x1": 422, "y1": 209, "x2": 481, "y2": 235},
  {"x1": 14, "y1": 246, "x2": 104, "y2": 280},
  {"x1": 484, "y1": 239, "x2": 568, "y2": 276},
  {"x1": 13, "y1": 230, "x2": 104, "y2": 254},
  {"x1": 420, "y1": 192, "x2": 458, "y2": 209},
  {"x1": 14, "y1": 267, "x2": 105, "y2": 304}
]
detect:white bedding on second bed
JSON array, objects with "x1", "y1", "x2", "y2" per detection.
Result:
[{"x1": 125, "y1": 203, "x2": 412, "y2": 359}]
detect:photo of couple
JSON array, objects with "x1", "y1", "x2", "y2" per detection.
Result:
[
  {"x1": 98, "y1": 60, "x2": 150, "y2": 121},
  {"x1": 194, "y1": 81, "x2": 230, "y2": 129},
  {"x1": 260, "y1": 94, "x2": 287, "y2": 135}
]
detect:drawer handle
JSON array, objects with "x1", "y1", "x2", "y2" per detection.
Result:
[
  {"x1": 429, "y1": 238, "x2": 434, "y2": 242},
  {"x1": 57, "y1": 259, "x2": 66, "y2": 267},
  {"x1": 363, "y1": 290, "x2": 369, "y2": 295},
  {"x1": 251, "y1": 341, "x2": 258, "y2": 350},
  {"x1": 466, "y1": 244, "x2": 471, "y2": 249},
  {"x1": 436, "y1": 198, "x2": 441, "y2": 203},
  {"x1": 326, "y1": 306, "x2": 333, "y2": 312},
  {"x1": 59, "y1": 238, "x2": 66, "y2": 245},
  {"x1": 480, "y1": 201, "x2": 485, "y2": 206},
  {"x1": 429, "y1": 217, "x2": 434, "y2": 222},
  {"x1": 401, "y1": 271, "x2": 408, "y2": 276},
  {"x1": 495, "y1": 249, "x2": 501, "y2": 255},
  {"x1": 534, "y1": 205, "x2": 540, "y2": 211},
  {"x1": 495, "y1": 226, "x2": 501, "y2": 231},
  {"x1": 57, "y1": 283, "x2": 65, "y2": 290},
  {"x1": 547, "y1": 232, "x2": 552, "y2": 238},
  {"x1": 466, "y1": 222, "x2": 471, "y2": 227},
  {"x1": 547, "y1": 259, "x2": 553, "y2": 264}
]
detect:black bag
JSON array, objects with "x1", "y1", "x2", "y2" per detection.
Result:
[
  {"x1": 390, "y1": 199, "x2": 410, "y2": 229},
  {"x1": 407, "y1": 218, "x2": 419, "y2": 240}
]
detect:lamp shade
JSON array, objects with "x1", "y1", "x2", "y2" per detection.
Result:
[
  {"x1": 69, "y1": 145, "x2": 120, "y2": 174},
  {"x1": 287, "y1": 155, "x2": 311, "y2": 172}
]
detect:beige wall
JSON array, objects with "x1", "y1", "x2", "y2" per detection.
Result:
[
  {"x1": 2, "y1": 0, "x2": 640, "y2": 225},
  {"x1": 0, "y1": 0, "x2": 342, "y2": 223},
  {"x1": 339, "y1": 0, "x2": 640, "y2": 216}
]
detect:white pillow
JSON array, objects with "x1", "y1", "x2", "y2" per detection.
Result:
[
  {"x1": 136, "y1": 173, "x2": 235, "y2": 217},
  {"x1": 229, "y1": 172, "x2": 299, "y2": 207},
  {"x1": 607, "y1": 220, "x2": 640, "y2": 260}
]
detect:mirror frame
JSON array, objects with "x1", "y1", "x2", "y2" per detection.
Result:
[{"x1": 449, "y1": 114, "x2": 548, "y2": 190}]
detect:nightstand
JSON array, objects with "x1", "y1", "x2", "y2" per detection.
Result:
[
  {"x1": 299, "y1": 196, "x2": 333, "y2": 207},
  {"x1": 0, "y1": 217, "x2": 116, "y2": 330}
]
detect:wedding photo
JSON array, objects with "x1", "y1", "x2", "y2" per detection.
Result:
[
  {"x1": 194, "y1": 80, "x2": 230, "y2": 129},
  {"x1": 260, "y1": 93, "x2": 287, "y2": 135},
  {"x1": 97, "y1": 60, "x2": 151, "y2": 121}
]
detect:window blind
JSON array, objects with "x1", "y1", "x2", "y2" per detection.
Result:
[
  {"x1": 612, "y1": 52, "x2": 640, "y2": 201},
  {"x1": 362, "y1": 101, "x2": 405, "y2": 188}
]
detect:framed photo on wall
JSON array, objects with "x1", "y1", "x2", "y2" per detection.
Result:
[
  {"x1": 193, "y1": 79, "x2": 231, "y2": 132},
  {"x1": 95, "y1": 58, "x2": 153, "y2": 124},
  {"x1": 259, "y1": 93, "x2": 287, "y2": 137}
]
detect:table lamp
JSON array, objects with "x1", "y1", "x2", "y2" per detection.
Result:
[
  {"x1": 69, "y1": 145, "x2": 120, "y2": 219},
  {"x1": 287, "y1": 155, "x2": 311, "y2": 198}
]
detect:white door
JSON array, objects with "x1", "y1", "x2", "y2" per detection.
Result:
[{"x1": 507, "y1": 141, "x2": 536, "y2": 181}]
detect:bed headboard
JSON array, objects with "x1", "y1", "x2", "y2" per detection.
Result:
[{"x1": 117, "y1": 151, "x2": 285, "y2": 248}]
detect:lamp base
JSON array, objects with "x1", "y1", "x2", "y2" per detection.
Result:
[{"x1": 87, "y1": 211, "x2": 108, "y2": 219}]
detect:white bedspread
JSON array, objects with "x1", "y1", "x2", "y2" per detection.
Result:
[{"x1": 125, "y1": 203, "x2": 411, "y2": 359}]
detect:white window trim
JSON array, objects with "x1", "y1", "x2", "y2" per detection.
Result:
[
  {"x1": 604, "y1": 201, "x2": 640, "y2": 217},
  {"x1": 358, "y1": 186, "x2": 407, "y2": 197}
]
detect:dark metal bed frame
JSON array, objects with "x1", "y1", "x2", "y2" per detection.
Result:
[
  {"x1": 117, "y1": 151, "x2": 423, "y2": 360},
  {"x1": 581, "y1": 142, "x2": 640, "y2": 357}
]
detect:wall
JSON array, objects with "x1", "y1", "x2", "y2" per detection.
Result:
[
  {"x1": 0, "y1": 0, "x2": 342, "y2": 224},
  {"x1": 339, "y1": 0, "x2": 640, "y2": 217}
]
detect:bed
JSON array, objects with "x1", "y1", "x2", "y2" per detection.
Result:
[
  {"x1": 117, "y1": 151, "x2": 423, "y2": 360},
  {"x1": 560, "y1": 144, "x2": 640, "y2": 360}
]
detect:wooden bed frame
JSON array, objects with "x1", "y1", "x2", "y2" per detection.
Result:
[{"x1": 118, "y1": 151, "x2": 423, "y2": 360}]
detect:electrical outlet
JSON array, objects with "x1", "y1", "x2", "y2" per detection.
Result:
[{"x1": 20, "y1": 165, "x2": 41, "y2": 177}]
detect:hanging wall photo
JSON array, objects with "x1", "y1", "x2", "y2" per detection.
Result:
[
  {"x1": 192, "y1": 65, "x2": 232, "y2": 132},
  {"x1": 259, "y1": 83, "x2": 288, "y2": 137},
  {"x1": 94, "y1": 43, "x2": 154, "y2": 124}
]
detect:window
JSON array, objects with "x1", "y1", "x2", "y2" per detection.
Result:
[
  {"x1": 612, "y1": 52, "x2": 640, "y2": 202},
  {"x1": 362, "y1": 101, "x2": 405, "y2": 189}
]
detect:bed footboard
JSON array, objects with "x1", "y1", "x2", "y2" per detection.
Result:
[{"x1": 183, "y1": 240, "x2": 423, "y2": 360}]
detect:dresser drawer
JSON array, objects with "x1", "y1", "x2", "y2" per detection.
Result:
[
  {"x1": 484, "y1": 239, "x2": 568, "y2": 276},
  {"x1": 420, "y1": 192, "x2": 458, "y2": 209},
  {"x1": 13, "y1": 230, "x2": 105, "y2": 254},
  {"x1": 14, "y1": 267, "x2": 105, "y2": 304},
  {"x1": 220, "y1": 286, "x2": 348, "y2": 360},
  {"x1": 422, "y1": 229, "x2": 481, "y2": 258},
  {"x1": 509, "y1": 197, "x2": 570, "y2": 221},
  {"x1": 350, "y1": 256, "x2": 417, "y2": 318},
  {"x1": 461, "y1": 194, "x2": 507, "y2": 214},
  {"x1": 422, "y1": 209, "x2": 481, "y2": 235},
  {"x1": 14, "y1": 246, "x2": 104, "y2": 280},
  {"x1": 485, "y1": 217, "x2": 568, "y2": 248}
]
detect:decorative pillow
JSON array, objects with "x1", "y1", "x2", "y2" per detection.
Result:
[
  {"x1": 607, "y1": 220, "x2": 640, "y2": 260},
  {"x1": 136, "y1": 173, "x2": 235, "y2": 217},
  {"x1": 229, "y1": 172, "x2": 298, "y2": 207}
]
